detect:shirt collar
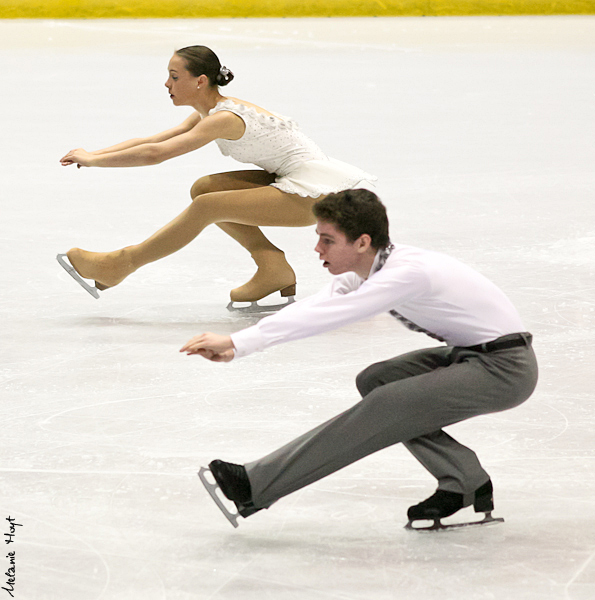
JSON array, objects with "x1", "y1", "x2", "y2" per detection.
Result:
[
  {"x1": 368, "y1": 243, "x2": 394, "y2": 278},
  {"x1": 368, "y1": 250, "x2": 383, "y2": 279}
]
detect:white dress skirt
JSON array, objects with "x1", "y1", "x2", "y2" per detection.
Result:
[{"x1": 210, "y1": 99, "x2": 377, "y2": 198}]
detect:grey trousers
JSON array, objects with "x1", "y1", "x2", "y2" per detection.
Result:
[{"x1": 245, "y1": 340, "x2": 538, "y2": 509}]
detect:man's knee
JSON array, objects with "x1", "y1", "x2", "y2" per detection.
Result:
[
  {"x1": 356, "y1": 353, "x2": 430, "y2": 397},
  {"x1": 356, "y1": 362, "x2": 387, "y2": 397}
]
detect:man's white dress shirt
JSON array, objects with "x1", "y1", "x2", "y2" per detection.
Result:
[{"x1": 231, "y1": 244, "x2": 525, "y2": 359}]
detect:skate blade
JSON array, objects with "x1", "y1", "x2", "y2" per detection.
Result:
[
  {"x1": 227, "y1": 295, "x2": 295, "y2": 314},
  {"x1": 405, "y1": 512, "x2": 504, "y2": 532},
  {"x1": 56, "y1": 254, "x2": 100, "y2": 299},
  {"x1": 198, "y1": 467, "x2": 240, "y2": 528}
]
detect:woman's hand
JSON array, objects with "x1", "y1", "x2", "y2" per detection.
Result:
[
  {"x1": 60, "y1": 148, "x2": 95, "y2": 168},
  {"x1": 180, "y1": 333, "x2": 235, "y2": 362}
]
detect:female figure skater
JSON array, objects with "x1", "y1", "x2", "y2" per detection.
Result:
[{"x1": 59, "y1": 45, "x2": 375, "y2": 309}]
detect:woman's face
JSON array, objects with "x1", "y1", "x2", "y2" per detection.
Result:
[{"x1": 165, "y1": 54, "x2": 200, "y2": 106}]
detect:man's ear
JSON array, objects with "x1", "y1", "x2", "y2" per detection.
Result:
[{"x1": 356, "y1": 234, "x2": 373, "y2": 253}]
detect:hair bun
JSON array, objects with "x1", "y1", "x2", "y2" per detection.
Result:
[{"x1": 216, "y1": 66, "x2": 234, "y2": 86}]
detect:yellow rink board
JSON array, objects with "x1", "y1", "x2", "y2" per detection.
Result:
[{"x1": 1, "y1": 1, "x2": 594, "y2": 19}]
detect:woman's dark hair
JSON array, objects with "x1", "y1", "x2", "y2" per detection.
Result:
[
  {"x1": 175, "y1": 45, "x2": 234, "y2": 87},
  {"x1": 313, "y1": 189, "x2": 390, "y2": 250}
]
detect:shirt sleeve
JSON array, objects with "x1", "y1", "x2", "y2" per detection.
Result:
[{"x1": 230, "y1": 261, "x2": 429, "y2": 358}]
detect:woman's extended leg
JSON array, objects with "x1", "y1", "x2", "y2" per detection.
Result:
[{"x1": 66, "y1": 170, "x2": 319, "y2": 300}]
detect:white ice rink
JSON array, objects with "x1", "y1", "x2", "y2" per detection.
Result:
[{"x1": 1, "y1": 15, "x2": 595, "y2": 599}]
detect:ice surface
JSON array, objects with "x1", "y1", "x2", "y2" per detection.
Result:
[{"x1": 1, "y1": 16, "x2": 594, "y2": 600}]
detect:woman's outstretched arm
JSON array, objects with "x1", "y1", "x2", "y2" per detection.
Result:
[
  {"x1": 59, "y1": 110, "x2": 205, "y2": 167},
  {"x1": 91, "y1": 111, "x2": 203, "y2": 155}
]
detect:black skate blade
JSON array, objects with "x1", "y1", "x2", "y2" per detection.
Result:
[
  {"x1": 227, "y1": 295, "x2": 295, "y2": 314},
  {"x1": 405, "y1": 512, "x2": 504, "y2": 532},
  {"x1": 198, "y1": 467, "x2": 240, "y2": 528},
  {"x1": 56, "y1": 254, "x2": 100, "y2": 299}
]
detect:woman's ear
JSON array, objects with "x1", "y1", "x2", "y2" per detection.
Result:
[{"x1": 197, "y1": 74, "x2": 209, "y2": 88}]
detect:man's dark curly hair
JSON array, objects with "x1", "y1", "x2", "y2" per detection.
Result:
[{"x1": 313, "y1": 189, "x2": 390, "y2": 250}]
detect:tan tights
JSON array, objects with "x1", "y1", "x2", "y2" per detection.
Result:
[{"x1": 67, "y1": 170, "x2": 319, "y2": 302}]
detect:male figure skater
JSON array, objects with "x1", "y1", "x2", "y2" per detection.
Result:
[{"x1": 180, "y1": 189, "x2": 538, "y2": 530}]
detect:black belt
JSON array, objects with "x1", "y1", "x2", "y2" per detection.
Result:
[{"x1": 463, "y1": 333, "x2": 532, "y2": 353}]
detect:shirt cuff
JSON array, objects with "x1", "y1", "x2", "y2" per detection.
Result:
[{"x1": 230, "y1": 326, "x2": 267, "y2": 359}]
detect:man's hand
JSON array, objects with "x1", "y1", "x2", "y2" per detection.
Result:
[{"x1": 180, "y1": 333, "x2": 235, "y2": 362}]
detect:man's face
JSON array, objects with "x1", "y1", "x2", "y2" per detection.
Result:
[{"x1": 315, "y1": 221, "x2": 365, "y2": 275}]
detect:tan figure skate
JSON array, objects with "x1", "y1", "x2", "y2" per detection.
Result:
[
  {"x1": 56, "y1": 247, "x2": 135, "y2": 299},
  {"x1": 227, "y1": 249, "x2": 296, "y2": 314}
]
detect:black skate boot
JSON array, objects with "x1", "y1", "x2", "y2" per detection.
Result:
[
  {"x1": 198, "y1": 460, "x2": 260, "y2": 528},
  {"x1": 405, "y1": 479, "x2": 503, "y2": 531}
]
